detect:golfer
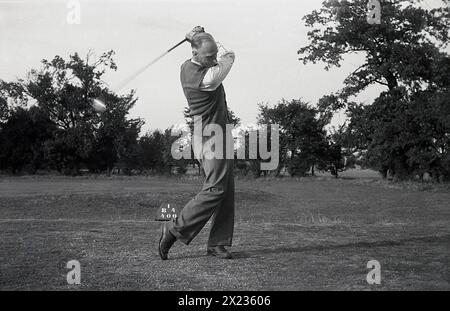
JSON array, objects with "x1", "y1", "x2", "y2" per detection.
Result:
[{"x1": 159, "y1": 26, "x2": 236, "y2": 260}]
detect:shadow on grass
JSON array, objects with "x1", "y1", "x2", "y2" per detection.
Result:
[{"x1": 171, "y1": 234, "x2": 450, "y2": 260}]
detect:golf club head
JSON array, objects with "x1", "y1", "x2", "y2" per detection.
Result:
[{"x1": 89, "y1": 98, "x2": 106, "y2": 113}]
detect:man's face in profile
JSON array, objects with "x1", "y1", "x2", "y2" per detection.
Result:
[{"x1": 193, "y1": 40, "x2": 218, "y2": 68}]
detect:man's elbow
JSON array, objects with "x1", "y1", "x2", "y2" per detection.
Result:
[{"x1": 225, "y1": 51, "x2": 235, "y2": 62}]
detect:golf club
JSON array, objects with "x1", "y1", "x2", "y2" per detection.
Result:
[{"x1": 89, "y1": 38, "x2": 189, "y2": 112}]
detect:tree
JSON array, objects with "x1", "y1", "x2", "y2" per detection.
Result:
[
  {"x1": 298, "y1": 0, "x2": 450, "y2": 180},
  {"x1": 138, "y1": 130, "x2": 166, "y2": 172},
  {"x1": 135, "y1": 128, "x2": 188, "y2": 175},
  {"x1": 0, "y1": 50, "x2": 143, "y2": 174},
  {"x1": 0, "y1": 97, "x2": 7, "y2": 123},
  {"x1": 258, "y1": 99, "x2": 330, "y2": 177},
  {"x1": 317, "y1": 123, "x2": 357, "y2": 178},
  {"x1": 88, "y1": 91, "x2": 143, "y2": 174},
  {"x1": 347, "y1": 87, "x2": 450, "y2": 181},
  {"x1": 298, "y1": 0, "x2": 449, "y2": 107},
  {"x1": 0, "y1": 107, "x2": 55, "y2": 173},
  {"x1": 232, "y1": 124, "x2": 265, "y2": 178}
]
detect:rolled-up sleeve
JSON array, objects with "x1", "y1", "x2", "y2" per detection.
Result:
[{"x1": 200, "y1": 42, "x2": 235, "y2": 91}]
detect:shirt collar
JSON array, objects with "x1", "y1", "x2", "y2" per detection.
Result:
[{"x1": 190, "y1": 58, "x2": 202, "y2": 66}]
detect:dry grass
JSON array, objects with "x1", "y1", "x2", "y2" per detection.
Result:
[{"x1": 0, "y1": 172, "x2": 449, "y2": 290}]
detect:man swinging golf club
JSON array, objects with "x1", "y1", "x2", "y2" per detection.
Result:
[{"x1": 159, "y1": 26, "x2": 236, "y2": 260}]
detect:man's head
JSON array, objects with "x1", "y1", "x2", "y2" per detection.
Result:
[{"x1": 191, "y1": 33, "x2": 218, "y2": 68}]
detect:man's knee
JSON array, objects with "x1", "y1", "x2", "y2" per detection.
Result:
[
  {"x1": 209, "y1": 186, "x2": 224, "y2": 193},
  {"x1": 205, "y1": 186, "x2": 228, "y2": 199}
]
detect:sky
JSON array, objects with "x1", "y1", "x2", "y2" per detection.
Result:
[{"x1": 0, "y1": 0, "x2": 446, "y2": 133}]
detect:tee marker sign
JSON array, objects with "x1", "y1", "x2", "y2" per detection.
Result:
[{"x1": 155, "y1": 203, "x2": 179, "y2": 221}]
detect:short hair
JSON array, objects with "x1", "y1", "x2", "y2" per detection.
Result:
[{"x1": 191, "y1": 32, "x2": 215, "y2": 50}]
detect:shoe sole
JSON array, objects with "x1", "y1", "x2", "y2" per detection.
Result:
[{"x1": 206, "y1": 250, "x2": 232, "y2": 259}]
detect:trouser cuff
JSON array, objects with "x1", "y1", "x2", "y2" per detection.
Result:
[{"x1": 207, "y1": 238, "x2": 233, "y2": 247}]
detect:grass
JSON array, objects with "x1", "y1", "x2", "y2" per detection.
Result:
[{"x1": 0, "y1": 171, "x2": 449, "y2": 290}]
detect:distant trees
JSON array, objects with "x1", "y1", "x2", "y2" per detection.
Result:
[
  {"x1": 347, "y1": 87, "x2": 450, "y2": 181},
  {"x1": 0, "y1": 51, "x2": 143, "y2": 175},
  {"x1": 129, "y1": 128, "x2": 188, "y2": 175},
  {"x1": 258, "y1": 99, "x2": 352, "y2": 177},
  {"x1": 3, "y1": 0, "x2": 449, "y2": 183},
  {"x1": 137, "y1": 130, "x2": 166, "y2": 173},
  {"x1": 0, "y1": 49, "x2": 248, "y2": 176},
  {"x1": 298, "y1": 0, "x2": 450, "y2": 181},
  {"x1": 0, "y1": 107, "x2": 55, "y2": 173}
]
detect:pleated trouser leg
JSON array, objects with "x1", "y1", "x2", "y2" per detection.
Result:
[{"x1": 169, "y1": 138, "x2": 235, "y2": 246}]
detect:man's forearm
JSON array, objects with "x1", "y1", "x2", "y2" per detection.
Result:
[{"x1": 200, "y1": 42, "x2": 235, "y2": 91}]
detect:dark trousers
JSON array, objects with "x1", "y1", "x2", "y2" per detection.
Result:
[{"x1": 169, "y1": 136, "x2": 235, "y2": 247}]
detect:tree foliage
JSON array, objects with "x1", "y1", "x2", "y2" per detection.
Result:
[
  {"x1": 299, "y1": 0, "x2": 450, "y2": 181},
  {"x1": 299, "y1": 0, "x2": 449, "y2": 106},
  {"x1": 258, "y1": 99, "x2": 335, "y2": 176},
  {"x1": 0, "y1": 51, "x2": 143, "y2": 174}
]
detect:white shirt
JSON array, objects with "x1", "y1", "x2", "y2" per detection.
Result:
[{"x1": 191, "y1": 42, "x2": 235, "y2": 91}]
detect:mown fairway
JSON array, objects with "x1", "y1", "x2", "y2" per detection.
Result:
[{"x1": 0, "y1": 172, "x2": 449, "y2": 290}]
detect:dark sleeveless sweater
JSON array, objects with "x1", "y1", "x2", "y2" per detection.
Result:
[{"x1": 180, "y1": 59, "x2": 229, "y2": 131}]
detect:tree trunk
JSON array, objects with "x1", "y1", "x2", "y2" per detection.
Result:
[
  {"x1": 385, "y1": 71, "x2": 398, "y2": 90},
  {"x1": 380, "y1": 167, "x2": 388, "y2": 179},
  {"x1": 392, "y1": 157, "x2": 409, "y2": 181}
]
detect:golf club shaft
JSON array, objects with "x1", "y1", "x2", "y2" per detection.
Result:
[{"x1": 115, "y1": 38, "x2": 188, "y2": 91}]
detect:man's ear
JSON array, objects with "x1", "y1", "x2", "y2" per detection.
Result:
[{"x1": 192, "y1": 49, "x2": 198, "y2": 57}]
